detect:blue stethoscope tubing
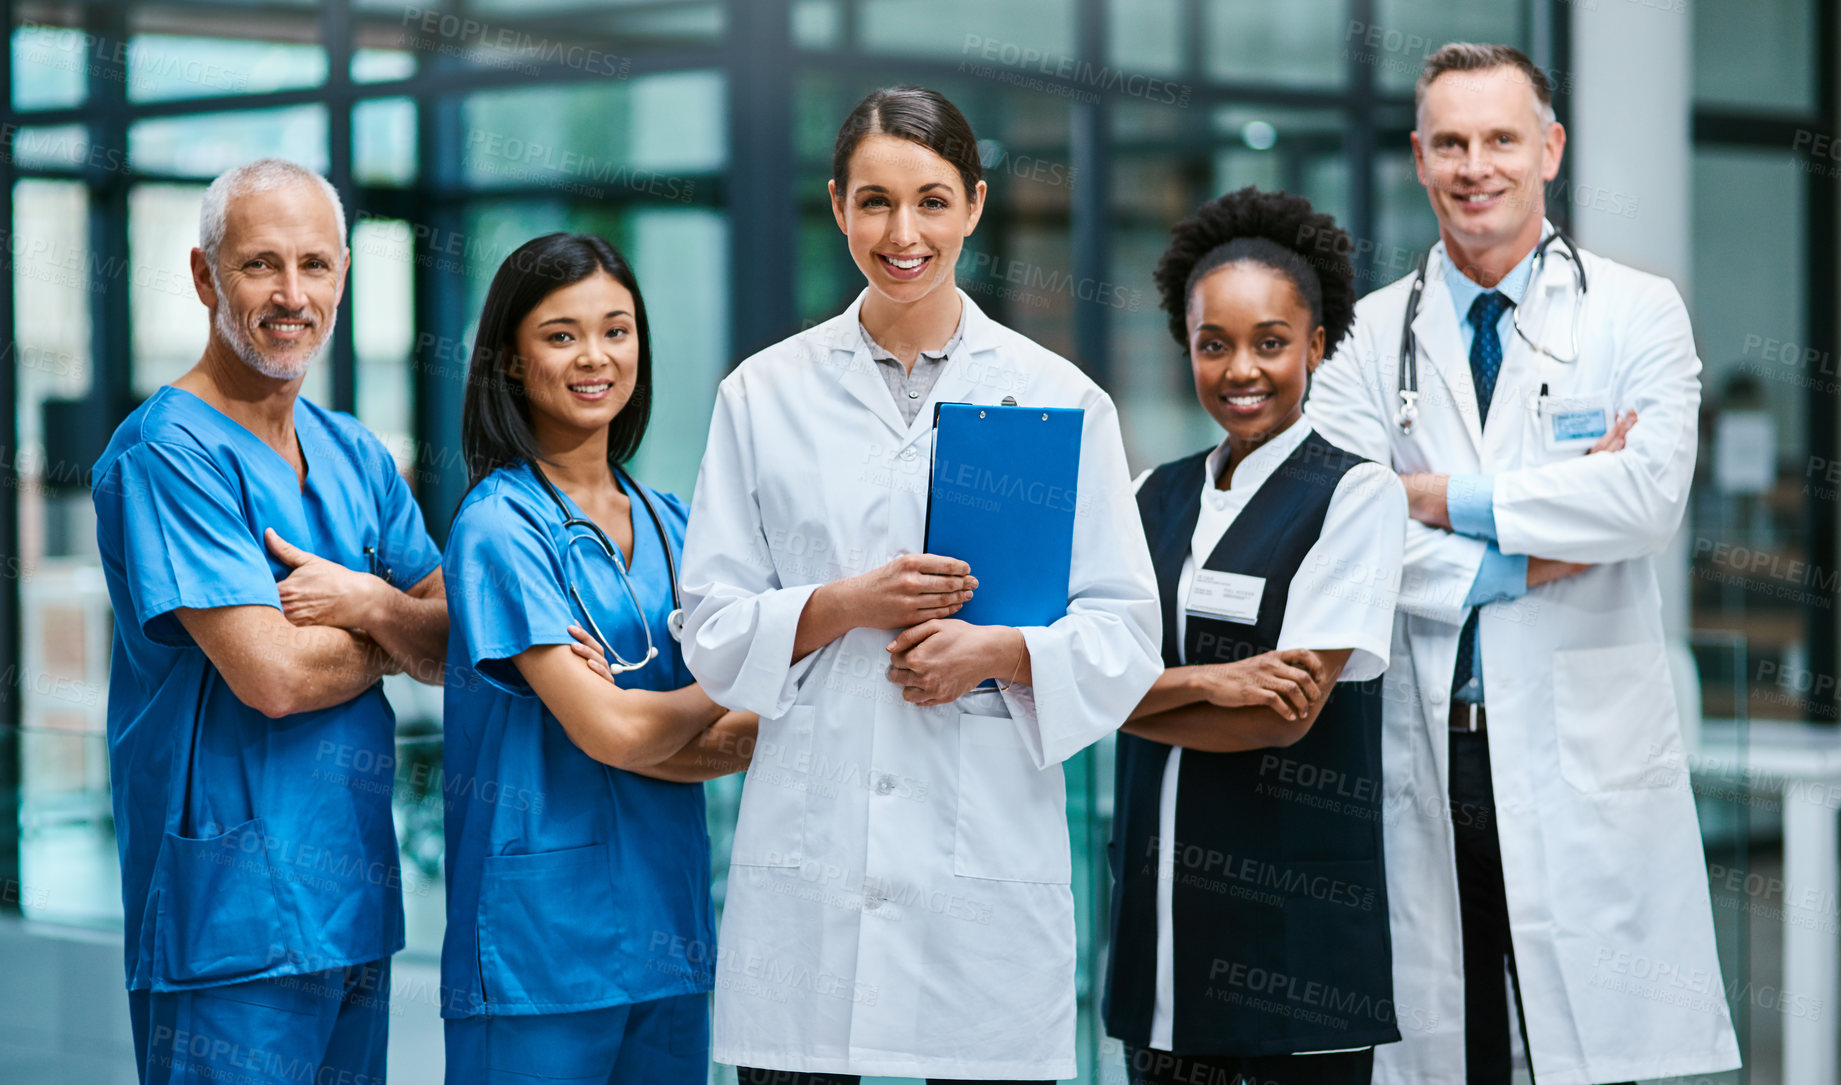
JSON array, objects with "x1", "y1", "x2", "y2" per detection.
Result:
[
  {"x1": 532, "y1": 462, "x2": 686, "y2": 653},
  {"x1": 1395, "y1": 229, "x2": 1588, "y2": 434}
]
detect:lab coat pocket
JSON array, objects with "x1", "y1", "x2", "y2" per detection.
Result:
[
  {"x1": 1552, "y1": 643, "x2": 1684, "y2": 793},
  {"x1": 159, "y1": 817, "x2": 288, "y2": 984},
  {"x1": 953, "y1": 713, "x2": 1071, "y2": 884},
  {"x1": 729, "y1": 705, "x2": 815, "y2": 868},
  {"x1": 477, "y1": 843, "x2": 622, "y2": 1011}
]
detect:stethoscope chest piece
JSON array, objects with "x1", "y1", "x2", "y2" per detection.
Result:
[
  {"x1": 667, "y1": 608, "x2": 686, "y2": 642},
  {"x1": 1395, "y1": 389, "x2": 1420, "y2": 435}
]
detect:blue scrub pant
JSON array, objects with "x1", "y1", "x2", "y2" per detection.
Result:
[
  {"x1": 129, "y1": 959, "x2": 391, "y2": 1085},
  {"x1": 444, "y1": 992, "x2": 710, "y2": 1084}
]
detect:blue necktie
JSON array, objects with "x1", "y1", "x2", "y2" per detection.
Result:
[
  {"x1": 1452, "y1": 290, "x2": 1514, "y2": 700},
  {"x1": 1467, "y1": 290, "x2": 1513, "y2": 423}
]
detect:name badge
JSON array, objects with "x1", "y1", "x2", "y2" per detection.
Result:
[
  {"x1": 1539, "y1": 395, "x2": 1610, "y2": 451},
  {"x1": 1188, "y1": 570, "x2": 1265, "y2": 625}
]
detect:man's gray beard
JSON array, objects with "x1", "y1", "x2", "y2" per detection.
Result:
[{"x1": 212, "y1": 300, "x2": 336, "y2": 381}]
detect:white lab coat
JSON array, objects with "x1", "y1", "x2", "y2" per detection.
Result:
[
  {"x1": 680, "y1": 289, "x2": 1161, "y2": 1079},
  {"x1": 1307, "y1": 230, "x2": 1741, "y2": 1085}
]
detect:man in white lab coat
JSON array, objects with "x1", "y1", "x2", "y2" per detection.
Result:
[{"x1": 1307, "y1": 43, "x2": 1741, "y2": 1085}]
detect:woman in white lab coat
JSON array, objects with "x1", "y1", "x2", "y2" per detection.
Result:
[{"x1": 678, "y1": 85, "x2": 1162, "y2": 1083}]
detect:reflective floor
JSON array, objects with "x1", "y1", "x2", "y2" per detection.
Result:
[{"x1": 3, "y1": 843, "x2": 1791, "y2": 1085}]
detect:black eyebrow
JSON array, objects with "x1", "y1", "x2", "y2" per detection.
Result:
[
  {"x1": 1194, "y1": 320, "x2": 1293, "y2": 333},
  {"x1": 538, "y1": 310, "x2": 631, "y2": 327}
]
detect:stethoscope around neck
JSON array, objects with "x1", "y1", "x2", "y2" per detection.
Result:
[
  {"x1": 1395, "y1": 229, "x2": 1588, "y2": 434},
  {"x1": 531, "y1": 462, "x2": 685, "y2": 674}
]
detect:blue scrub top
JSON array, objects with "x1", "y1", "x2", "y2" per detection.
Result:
[
  {"x1": 91, "y1": 386, "x2": 442, "y2": 992},
  {"x1": 440, "y1": 461, "x2": 715, "y2": 1019}
]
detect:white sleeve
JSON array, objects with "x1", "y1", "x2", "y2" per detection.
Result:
[
  {"x1": 1275, "y1": 461, "x2": 1407, "y2": 682},
  {"x1": 1492, "y1": 278, "x2": 1701, "y2": 563},
  {"x1": 678, "y1": 378, "x2": 822, "y2": 718},
  {"x1": 1309, "y1": 315, "x2": 1484, "y2": 627},
  {"x1": 998, "y1": 391, "x2": 1163, "y2": 768}
]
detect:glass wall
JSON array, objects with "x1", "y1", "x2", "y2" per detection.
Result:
[
  {"x1": 1688, "y1": 0, "x2": 1840, "y2": 725},
  {"x1": 3, "y1": 0, "x2": 735, "y2": 966},
  {"x1": 19, "y1": 3, "x2": 1828, "y2": 1083}
]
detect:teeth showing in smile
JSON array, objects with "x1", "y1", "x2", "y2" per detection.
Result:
[
  {"x1": 1226, "y1": 393, "x2": 1270, "y2": 407},
  {"x1": 266, "y1": 321, "x2": 309, "y2": 331},
  {"x1": 570, "y1": 382, "x2": 611, "y2": 394},
  {"x1": 1458, "y1": 193, "x2": 1496, "y2": 203},
  {"x1": 883, "y1": 255, "x2": 927, "y2": 269}
]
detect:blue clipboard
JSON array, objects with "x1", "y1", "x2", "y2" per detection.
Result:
[{"x1": 923, "y1": 402, "x2": 1083, "y2": 627}]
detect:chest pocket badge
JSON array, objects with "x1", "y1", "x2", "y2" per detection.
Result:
[{"x1": 1539, "y1": 395, "x2": 1611, "y2": 452}]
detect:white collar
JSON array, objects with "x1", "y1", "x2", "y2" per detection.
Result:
[{"x1": 1202, "y1": 415, "x2": 1314, "y2": 493}]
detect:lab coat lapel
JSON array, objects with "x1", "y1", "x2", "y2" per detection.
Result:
[
  {"x1": 819, "y1": 292, "x2": 908, "y2": 437},
  {"x1": 1409, "y1": 261, "x2": 1485, "y2": 457}
]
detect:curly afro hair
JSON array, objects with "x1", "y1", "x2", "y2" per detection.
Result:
[{"x1": 1153, "y1": 186, "x2": 1357, "y2": 356}]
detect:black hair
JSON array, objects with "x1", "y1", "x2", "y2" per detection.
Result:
[
  {"x1": 832, "y1": 85, "x2": 984, "y2": 203},
  {"x1": 460, "y1": 232, "x2": 653, "y2": 491},
  {"x1": 1153, "y1": 186, "x2": 1356, "y2": 355}
]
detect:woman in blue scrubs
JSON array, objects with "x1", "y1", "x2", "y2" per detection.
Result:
[{"x1": 441, "y1": 232, "x2": 755, "y2": 1083}]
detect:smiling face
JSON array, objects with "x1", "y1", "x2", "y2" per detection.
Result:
[
  {"x1": 197, "y1": 181, "x2": 347, "y2": 381},
  {"x1": 1411, "y1": 64, "x2": 1564, "y2": 267},
  {"x1": 1186, "y1": 262, "x2": 1325, "y2": 457},
  {"x1": 506, "y1": 270, "x2": 642, "y2": 447},
  {"x1": 830, "y1": 133, "x2": 985, "y2": 307}
]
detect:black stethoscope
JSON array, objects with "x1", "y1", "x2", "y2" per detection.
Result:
[
  {"x1": 1396, "y1": 228, "x2": 1588, "y2": 434},
  {"x1": 531, "y1": 462, "x2": 685, "y2": 673}
]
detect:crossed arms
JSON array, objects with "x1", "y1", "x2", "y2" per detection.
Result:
[{"x1": 174, "y1": 529, "x2": 448, "y2": 719}]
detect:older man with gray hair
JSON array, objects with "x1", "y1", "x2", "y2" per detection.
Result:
[
  {"x1": 91, "y1": 158, "x2": 448, "y2": 1084},
  {"x1": 1310, "y1": 42, "x2": 1740, "y2": 1085}
]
